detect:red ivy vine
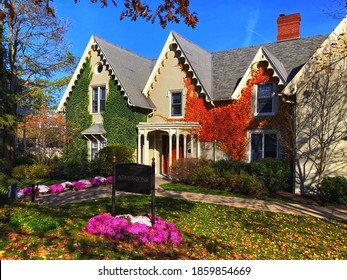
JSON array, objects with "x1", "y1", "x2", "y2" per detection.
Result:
[{"x1": 183, "y1": 61, "x2": 275, "y2": 160}]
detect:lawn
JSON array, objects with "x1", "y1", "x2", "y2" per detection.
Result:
[{"x1": 0, "y1": 194, "x2": 346, "y2": 260}]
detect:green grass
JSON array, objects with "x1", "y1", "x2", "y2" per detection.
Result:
[{"x1": 0, "y1": 195, "x2": 346, "y2": 260}]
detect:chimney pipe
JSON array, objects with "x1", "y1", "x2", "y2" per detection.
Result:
[{"x1": 277, "y1": 13, "x2": 301, "y2": 41}]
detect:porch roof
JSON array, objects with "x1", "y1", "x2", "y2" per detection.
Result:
[
  {"x1": 137, "y1": 122, "x2": 200, "y2": 132},
  {"x1": 81, "y1": 123, "x2": 106, "y2": 135}
]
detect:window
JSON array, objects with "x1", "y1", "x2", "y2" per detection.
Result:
[
  {"x1": 91, "y1": 138, "x2": 107, "y2": 160},
  {"x1": 171, "y1": 91, "x2": 182, "y2": 117},
  {"x1": 250, "y1": 132, "x2": 278, "y2": 161},
  {"x1": 256, "y1": 83, "x2": 275, "y2": 114},
  {"x1": 94, "y1": 63, "x2": 103, "y2": 74},
  {"x1": 92, "y1": 86, "x2": 106, "y2": 113}
]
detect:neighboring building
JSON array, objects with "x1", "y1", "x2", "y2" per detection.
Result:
[{"x1": 58, "y1": 13, "x2": 347, "y2": 194}]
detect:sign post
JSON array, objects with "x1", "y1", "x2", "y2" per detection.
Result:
[
  {"x1": 151, "y1": 158, "x2": 155, "y2": 225},
  {"x1": 111, "y1": 155, "x2": 116, "y2": 217}
]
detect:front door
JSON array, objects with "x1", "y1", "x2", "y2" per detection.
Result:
[{"x1": 162, "y1": 135, "x2": 169, "y2": 174}]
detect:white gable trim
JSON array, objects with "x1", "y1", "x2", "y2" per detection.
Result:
[
  {"x1": 231, "y1": 46, "x2": 287, "y2": 100},
  {"x1": 142, "y1": 31, "x2": 213, "y2": 103},
  {"x1": 57, "y1": 35, "x2": 95, "y2": 112},
  {"x1": 57, "y1": 35, "x2": 134, "y2": 112},
  {"x1": 143, "y1": 32, "x2": 175, "y2": 97}
]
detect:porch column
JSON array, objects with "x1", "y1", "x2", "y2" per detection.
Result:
[
  {"x1": 190, "y1": 134, "x2": 195, "y2": 158},
  {"x1": 196, "y1": 135, "x2": 200, "y2": 158},
  {"x1": 137, "y1": 132, "x2": 142, "y2": 163},
  {"x1": 144, "y1": 130, "x2": 149, "y2": 165},
  {"x1": 169, "y1": 130, "x2": 173, "y2": 168},
  {"x1": 176, "y1": 129, "x2": 180, "y2": 160},
  {"x1": 183, "y1": 134, "x2": 187, "y2": 158}
]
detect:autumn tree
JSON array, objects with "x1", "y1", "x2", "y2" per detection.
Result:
[
  {"x1": 1, "y1": 0, "x2": 198, "y2": 29},
  {"x1": 20, "y1": 104, "x2": 66, "y2": 162},
  {"x1": 0, "y1": 0, "x2": 74, "y2": 163}
]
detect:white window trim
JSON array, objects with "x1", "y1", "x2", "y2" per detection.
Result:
[
  {"x1": 91, "y1": 85, "x2": 106, "y2": 114},
  {"x1": 90, "y1": 136, "x2": 107, "y2": 160},
  {"x1": 169, "y1": 90, "x2": 183, "y2": 118},
  {"x1": 248, "y1": 130, "x2": 279, "y2": 162},
  {"x1": 254, "y1": 82, "x2": 277, "y2": 116}
]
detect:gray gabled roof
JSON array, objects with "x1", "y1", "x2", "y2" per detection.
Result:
[
  {"x1": 171, "y1": 31, "x2": 213, "y2": 99},
  {"x1": 212, "y1": 35, "x2": 327, "y2": 100},
  {"x1": 262, "y1": 46, "x2": 288, "y2": 83},
  {"x1": 94, "y1": 36, "x2": 156, "y2": 109}
]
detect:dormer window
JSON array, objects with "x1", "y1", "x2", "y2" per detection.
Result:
[
  {"x1": 92, "y1": 86, "x2": 106, "y2": 114},
  {"x1": 170, "y1": 91, "x2": 182, "y2": 117},
  {"x1": 256, "y1": 83, "x2": 277, "y2": 115}
]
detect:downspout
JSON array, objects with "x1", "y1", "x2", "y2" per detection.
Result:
[{"x1": 292, "y1": 94, "x2": 297, "y2": 194}]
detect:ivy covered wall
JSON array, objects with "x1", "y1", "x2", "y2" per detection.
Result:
[
  {"x1": 63, "y1": 58, "x2": 92, "y2": 178},
  {"x1": 102, "y1": 79, "x2": 148, "y2": 149}
]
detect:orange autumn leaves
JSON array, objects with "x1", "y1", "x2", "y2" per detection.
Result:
[{"x1": 183, "y1": 63, "x2": 271, "y2": 160}]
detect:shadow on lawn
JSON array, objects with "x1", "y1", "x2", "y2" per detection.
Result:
[{"x1": 0, "y1": 196, "x2": 200, "y2": 259}]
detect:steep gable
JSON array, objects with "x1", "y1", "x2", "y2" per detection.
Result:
[
  {"x1": 57, "y1": 35, "x2": 155, "y2": 112},
  {"x1": 143, "y1": 31, "x2": 213, "y2": 102},
  {"x1": 94, "y1": 36, "x2": 155, "y2": 109},
  {"x1": 212, "y1": 35, "x2": 327, "y2": 100}
]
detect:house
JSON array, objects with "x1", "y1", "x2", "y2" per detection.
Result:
[{"x1": 58, "y1": 13, "x2": 347, "y2": 194}]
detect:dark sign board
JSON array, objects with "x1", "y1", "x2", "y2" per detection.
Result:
[
  {"x1": 111, "y1": 157, "x2": 156, "y2": 225},
  {"x1": 115, "y1": 163, "x2": 151, "y2": 194}
]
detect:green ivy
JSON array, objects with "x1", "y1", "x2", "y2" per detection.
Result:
[
  {"x1": 102, "y1": 79, "x2": 148, "y2": 149},
  {"x1": 63, "y1": 58, "x2": 92, "y2": 179}
]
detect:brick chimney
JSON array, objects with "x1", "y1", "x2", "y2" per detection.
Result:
[{"x1": 277, "y1": 13, "x2": 301, "y2": 41}]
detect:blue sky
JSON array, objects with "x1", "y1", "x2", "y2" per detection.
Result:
[{"x1": 54, "y1": 0, "x2": 345, "y2": 60}]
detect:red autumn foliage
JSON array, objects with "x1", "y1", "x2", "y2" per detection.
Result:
[{"x1": 183, "y1": 62, "x2": 273, "y2": 160}]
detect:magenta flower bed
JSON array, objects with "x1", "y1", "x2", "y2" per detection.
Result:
[
  {"x1": 86, "y1": 213, "x2": 182, "y2": 245},
  {"x1": 17, "y1": 174, "x2": 112, "y2": 198}
]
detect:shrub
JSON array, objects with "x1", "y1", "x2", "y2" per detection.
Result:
[
  {"x1": 12, "y1": 164, "x2": 51, "y2": 180},
  {"x1": 211, "y1": 159, "x2": 249, "y2": 175},
  {"x1": 14, "y1": 150, "x2": 36, "y2": 166},
  {"x1": 89, "y1": 144, "x2": 135, "y2": 177},
  {"x1": 250, "y1": 158, "x2": 290, "y2": 193},
  {"x1": 224, "y1": 172, "x2": 267, "y2": 198},
  {"x1": 318, "y1": 176, "x2": 347, "y2": 205},
  {"x1": 170, "y1": 158, "x2": 209, "y2": 182},
  {"x1": 187, "y1": 164, "x2": 222, "y2": 189},
  {"x1": 0, "y1": 172, "x2": 9, "y2": 205}
]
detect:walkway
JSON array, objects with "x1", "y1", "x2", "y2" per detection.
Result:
[{"x1": 33, "y1": 175, "x2": 347, "y2": 222}]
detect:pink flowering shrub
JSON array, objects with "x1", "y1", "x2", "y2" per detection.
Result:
[
  {"x1": 38, "y1": 184, "x2": 50, "y2": 194},
  {"x1": 106, "y1": 176, "x2": 112, "y2": 184},
  {"x1": 49, "y1": 184, "x2": 64, "y2": 193},
  {"x1": 23, "y1": 186, "x2": 34, "y2": 196},
  {"x1": 61, "y1": 181, "x2": 73, "y2": 191},
  {"x1": 86, "y1": 213, "x2": 182, "y2": 245},
  {"x1": 90, "y1": 178, "x2": 102, "y2": 187},
  {"x1": 94, "y1": 176, "x2": 107, "y2": 183},
  {"x1": 16, "y1": 189, "x2": 25, "y2": 198},
  {"x1": 79, "y1": 179, "x2": 92, "y2": 188},
  {"x1": 72, "y1": 181, "x2": 86, "y2": 191}
]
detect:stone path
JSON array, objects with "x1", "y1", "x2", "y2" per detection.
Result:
[{"x1": 33, "y1": 175, "x2": 347, "y2": 222}]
